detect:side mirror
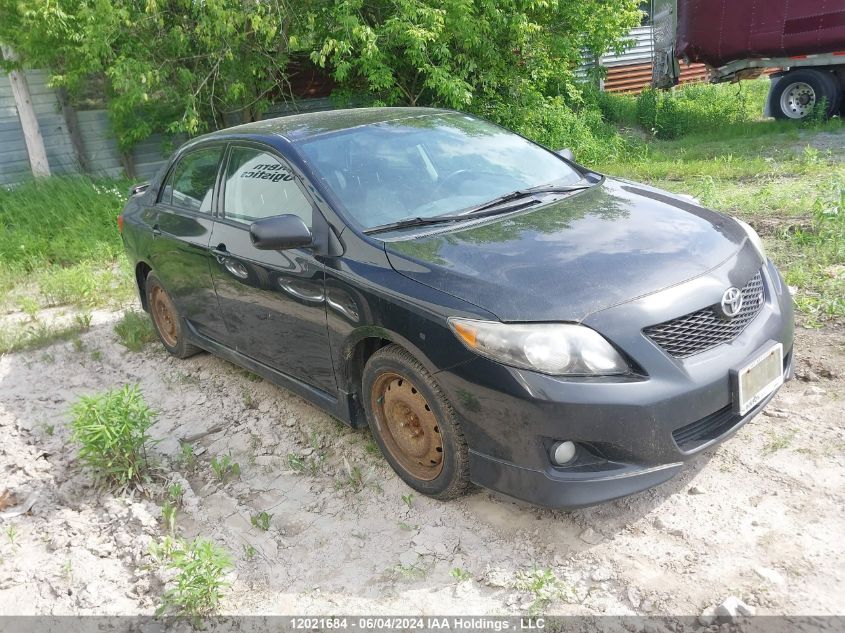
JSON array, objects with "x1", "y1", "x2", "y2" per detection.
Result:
[
  {"x1": 250, "y1": 214, "x2": 312, "y2": 250},
  {"x1": 556, "y1": 148, "x2": 575, "y2": 161}
]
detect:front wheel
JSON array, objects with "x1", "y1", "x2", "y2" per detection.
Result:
[
  {"x1": 769, "y1": 69, "x2": 842, "y2": 120},
  {"x1": 362, "y1": 344, "x2": 471, "y2": 500},
  {"x1": 145, "y1": 273, "x2": 200, "y2": 359}
]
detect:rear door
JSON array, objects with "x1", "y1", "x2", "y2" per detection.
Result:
[
  {"x1": 148, "y1": 144, "x2": 228, "y2": 340},
  {"x1": 208, "y1": 143, "x2": 336, "y2": 393}
]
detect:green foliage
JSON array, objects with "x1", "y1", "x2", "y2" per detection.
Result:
[
  {"x1": 114, "y1": 311, "x2": 157, "y2": 351},
  {"x1": 0, "y1": 0, "x2": 313, "y2": 148},
  {"x1": 0, "y1": 178, "x2": 126, "y2": 270},
  {"x1": 250, "y1": 511, "x2": 272, "y2": 531},
  {"x1": 0, "y1": 319, "x2": 89, "y2": 354},
  {"x1": 476, "y1": 93, "x2": 639, "y2": 164},
  {"x1": 149, "y1": 536, "x2": 232, "y2": 619},
  {"x1": 210, "y1": 453, "x2": 240, "y2": 482},
  {"x1": 599, "y1": 80, "x2": 772, "y2": 140},
  {"x1": 69, "y1": 385, "x2": 155, "y2": 488},
  {"x1": 311, "y1": 0, "x2": 641, "y2": 109}
]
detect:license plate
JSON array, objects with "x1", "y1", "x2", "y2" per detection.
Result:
[{"x1": 734, "y1": 343, "x2": 784, "y2": 415}]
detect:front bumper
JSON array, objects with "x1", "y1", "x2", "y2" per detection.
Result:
[{"x1": 435, "y1": 257, "x2": 795, "y2": 508}]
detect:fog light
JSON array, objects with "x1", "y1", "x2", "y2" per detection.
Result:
[{"x1": 551, "y1": 441, "x2": 577, "y2": 466}]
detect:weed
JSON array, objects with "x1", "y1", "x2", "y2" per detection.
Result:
[
  {"x1": 62, "y1": 558, "x2": 73, "y2": 584},
  {"x1": 90, "y1": 349, "x2": 103, "y2": 362},
  {"x1": 402, "y1": 493, "x2": 413, "y2": 508},
  {"x1": 69, "y1": 384, "x2": 155, "y2": 489},
  {"x1": 162, "y1": 501, "x2": 178, "y2": 536},
  {"x1": 250, "y1": 511, "x2": 272, "y2": 531},
  {"x1": 764, "y1": 428, "x2": 798, "y2": 454},
  {"x1": 177, "y1": 443, "x2": 198, "y2": 470},
  {"x1": 74, "y1": 312, "x2": 93, "y2": 330},
  {"x1": 149, "y1": 536, "x2": 232, "y2": 619},
  {"x1": 72, "y1": 337, "x2": 84, "y2": 353},
  {"x1": 16, "y1": 296, "x2": 40, "y2": 320},
  {"x1": 168, "y1": 482, "x2": 184, "y2": 502},
  {"x1": 114, "y1": 311, "x2": 157, "y2": 351},
  {"x1": 241, "y1": 370, "x2": 262, "y2": 382},
  {"x1": 43, "y1": 423, "x2": 55, "y2": 436},
  {"x1": 242, "y1": 388, "x2": 256, "y2": 410},
  {"x1": 394, "y1": 561, "x2": 427, "y2": 581},
  {"x1": 0, "y1": 319, "x2": 88, "y2": 354},
  {"x1": 287, "y1": 453, "x2": 306, "y2": 472},
  {"x1": 210, "y1": 453, "x2": 240, "y2": 482},
  {"x1": 514, "y1": 568, "x2": 573, "y2": 614},
  {"x1": 6, "y1": 524, "x2": 18, "y2": 546},
  {"x1": 243, "y1": 544, "x2": 257, "y2": 560},
  {"x1": 397, "y1": 521, "x2": 419, "y2": 531},
  {"x1": 451, "y1": 567, "x2": 472, "y2": 582}
]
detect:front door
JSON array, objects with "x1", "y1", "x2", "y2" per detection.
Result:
[
  {"x1": 209, "y1": 144, "x2": 336, "y2": 394},
  {"x1": 148, "y1": 144, "x2": 228, "y2": 340}
]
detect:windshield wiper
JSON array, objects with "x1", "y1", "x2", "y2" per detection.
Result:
[
  {"x1": 460, "y1": 183, "x2": 592, "y2": 216},
  {"x1": 364, "y1": 183, "x2": 593, "y2": 236},
  {"x1": 364, "y1": 196, "x2": 546, "y2": 236}
]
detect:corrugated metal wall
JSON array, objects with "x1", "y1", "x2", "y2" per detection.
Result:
[
  {"x1": 0, "y1": 69, "x2": 79, "y2": 184},
  {"x1": 0, "y1": 70, "x2": 174, "y2": 186},
  {"x1": 581, "y1": 24, "x2": 712, "y2": 94}
]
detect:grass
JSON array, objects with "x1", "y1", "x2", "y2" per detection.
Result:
[
  {"x1": 114, "y1": 310, "x2": 157, "y2": 351},
  {"x1": 594, "y1": 82, "x2": 845, "y2": 323},
  {"x1": 0, "y1": 177, "x2": 134, "y2": 313},
  {"x1": 69, "y1": 384, "x2": 156, "y2": 489},
  {"x1": 0, "y1": 318, "x2": 91, "y2": 354}
]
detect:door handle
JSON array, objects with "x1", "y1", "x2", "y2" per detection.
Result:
[
  {"x1": 211, "y1": 243, "x2": 228, "y2": 262},
  {"x1": 152, "y1": 224, "x2": 162, "y2": 237}
]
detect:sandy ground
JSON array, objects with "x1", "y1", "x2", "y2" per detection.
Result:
[{"x1": 0, "y1": 308, "x2": 843, "y2": 619}]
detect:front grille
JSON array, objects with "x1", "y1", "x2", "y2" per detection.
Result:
[
  {"x1": 672, "y1": 405, "x2": 742, "y2": 452},
  {"x1": 644, "y1": 271, "x2": 765, "y2": 358}
]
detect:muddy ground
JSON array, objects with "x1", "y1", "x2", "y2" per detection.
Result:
[{"x1": 0, "y1": 308, "x2": 843, "y2": 618}]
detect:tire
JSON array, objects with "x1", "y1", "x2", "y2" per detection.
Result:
[
  {"x1": 144, "y1": 273, "x2": 201, "y2": 359},
  {"x1": 362, "y1": 344, "x2": 471, "y2": 500},
  {"x1": 769, "y1": 69, "x2": 842, "y2": 120}
]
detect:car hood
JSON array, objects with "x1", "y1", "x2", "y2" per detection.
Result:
[{"x1": 383, "y1": 178, "x2": 749, "y2": 322}]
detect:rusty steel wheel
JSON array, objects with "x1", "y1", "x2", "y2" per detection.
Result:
[
  {"x1": 371, "y1": 372, "x2": 444, "y2": 480},
  {"x1": 362, "y1": 345, "x2": 470, "y2": 499},
  {"x1": 144, "y1": 272, "x2": 200, "y2": 359},
  {"x1": 150, "y1": 285, "x2": 179, "y2": 348}
]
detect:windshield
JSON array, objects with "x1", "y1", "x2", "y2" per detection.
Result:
[{"x1": 296, "y1": 112, "x2": 582, "y2": 230}]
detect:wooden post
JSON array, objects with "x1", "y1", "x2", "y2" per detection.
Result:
[
  {"x1": 57, "y1": 87, "x2": 91, "y2": 173},
  {"x1": 0, "y1": 44, "x2": 51, "y2": 178}
]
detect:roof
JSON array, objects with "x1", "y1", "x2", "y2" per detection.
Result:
[{"x1": 202, "y1": 107, "x2": 452, "y2": 143}]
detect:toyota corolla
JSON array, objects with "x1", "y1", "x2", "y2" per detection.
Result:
[{"x1": 119, "y1": 108, "x2": 794, "y2": 507}]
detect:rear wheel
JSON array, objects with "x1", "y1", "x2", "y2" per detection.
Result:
[
  {"x1": 145, "y1": 273, "x2": 200, "y2": 359},
  {"x1": 770, "y1": 69, "x2": 842, "y2": 120},
  {"x1": 362, "y1": 344, "x2": 470, "y2": 500}
]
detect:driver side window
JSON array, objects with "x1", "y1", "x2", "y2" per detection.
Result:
[{"x1": 223, "y1": 147, "x2": 313, "y2": 227}]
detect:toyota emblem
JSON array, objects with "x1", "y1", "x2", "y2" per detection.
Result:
[{"x1": 720, "y1": 287, "x2": 743, "y2": 318}]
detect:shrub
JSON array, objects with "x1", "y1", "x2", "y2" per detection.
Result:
[
  {"x1": 70, "y1": 384, "x2": 156, "y2": 488},
  {"x1": 475, "y1": 94, "x2": 639, "y2": 165},
  {"x1": 150, "y1": 536, "x2": 233, "y2": 620}
]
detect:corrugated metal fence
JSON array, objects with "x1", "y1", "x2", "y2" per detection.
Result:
[{"x1": 0, "y1": 71, "x2": 341, "y2": 187}]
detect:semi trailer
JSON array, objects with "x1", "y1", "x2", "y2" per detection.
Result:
[{"x1": 652, "y1": 0, "x2": 845, "y2": 120}]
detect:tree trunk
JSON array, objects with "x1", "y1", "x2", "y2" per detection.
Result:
[{"x1": 1, "y1": 44, "x2": 51, "y2": 178}]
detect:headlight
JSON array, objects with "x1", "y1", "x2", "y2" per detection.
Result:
[
  {"x1": 447, "y1": 318, "x2": 630, "y2": 376},
  {"x1": 733, "y1": 217, "x2": 766, "y2": 261}
]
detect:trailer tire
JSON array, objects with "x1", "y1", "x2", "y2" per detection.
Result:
[{"x1": 769, "y1": 69, "x2": 842, "y2": 120}]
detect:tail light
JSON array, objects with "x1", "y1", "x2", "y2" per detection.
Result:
[{"x1": 117, "y1": 214, "x2": 124, "y2": 233}]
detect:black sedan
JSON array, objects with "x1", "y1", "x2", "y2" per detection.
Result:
[{"x1": 119, "y1": 108, "x2": 794, "y2": 508}]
